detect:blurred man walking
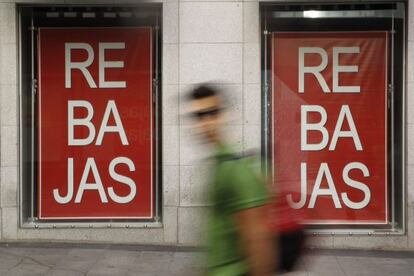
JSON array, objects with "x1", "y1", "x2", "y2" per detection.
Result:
[{"x1": 187, "y1": 84, "x2": 275, "y2": 276}]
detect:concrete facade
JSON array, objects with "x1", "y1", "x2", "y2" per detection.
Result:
[{"x1": 0, "y1": 0, "x2": 412, "y2": 250}]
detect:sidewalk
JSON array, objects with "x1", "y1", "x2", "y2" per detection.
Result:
[{"x1": 0, "y1": 242, "x2": 414, "y2": 275}]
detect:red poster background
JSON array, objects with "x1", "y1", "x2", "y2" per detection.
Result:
[
  {"x1": 38, "y1": 28, "x2": 153, "y2": 219},
  {"x1": 272, "y1": 32, "x2": 388, "y2": 224}
]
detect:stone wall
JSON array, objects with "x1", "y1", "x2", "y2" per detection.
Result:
[{"x1": 0, "y1": 0, "x2": 412, "y2": 250}]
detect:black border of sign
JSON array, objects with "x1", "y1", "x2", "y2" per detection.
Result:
[
  {"x1": 18, "y1": 4, "x2": 163, "y2": 226},
  {"x1": 260, "y1": 1, "x2": 406, "y2": 232}
]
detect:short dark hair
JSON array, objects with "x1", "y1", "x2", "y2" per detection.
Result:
[{"x1": 187, "y1": 84, "x2": 218, "y2": 100}]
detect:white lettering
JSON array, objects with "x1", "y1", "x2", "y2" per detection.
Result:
[
  {"x1": 301, "y1": 105, "x2": 329, "y2": 151},
  {"x1": 308, "y1": 163, "x2": 341, "y2": 208},
  {"x1": 333, "y1": 47, "x2": 360, "y2": 93},
  {"x1": 108, "y1": 157, "x2": 137, "y2": 204},
  {"x1": 96, "y1": 100, "x2": 129, "y2": 146},
  {"x1": 341, "y1": 162, "x2": 371, "y2": 209},
  {"x1": 299, "y1": 47, "x2": 330, "y2": 93},
  {"x1": 99, "y1": 42, "x2": 126, "y2": 88},
  {"x1": 287, "y1": 162, "x2": 308, "y2": 209},
  {"x1": 53, "y1": 158, "x2": 74, "y2": 204},
  {"x1": 68, "y1": 100, "x2": 96, "y2": 146},
  {"x1": 329, "y1": 105, "x2": 362, "y2": 151},
  {"x1": 75, "y1": 158, "x2": 108, "y2": 203},
  {"x1": 65, "y1": 43, "x2": 97, "y2": 88}
]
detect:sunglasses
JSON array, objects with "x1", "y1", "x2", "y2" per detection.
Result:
[{"x1": 191, "y1": 107, "x2": 223, "y2": 119}]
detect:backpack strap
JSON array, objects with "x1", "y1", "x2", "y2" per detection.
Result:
[{"x1": 216, "y1": 149, "x2": 258, "y2": 163}]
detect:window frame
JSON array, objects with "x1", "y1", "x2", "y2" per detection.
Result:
[
  {"x1": 18, "y1": 4, "x2": 163, "y2": 228},
  {"x1": 260, "y1": 1, "x2": 406, "y2": 234}
]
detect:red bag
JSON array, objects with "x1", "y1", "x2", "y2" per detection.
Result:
[{"x1": 267, "y1": 190, "x2": 306, "y2": 272}]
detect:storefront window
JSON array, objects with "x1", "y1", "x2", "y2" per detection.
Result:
[
  {"x1": 261, "y1": 2, "x2": 406, "y2": 233},
  {"x1": 19, "y1": 5, "x2": 162, "y2": 227}
]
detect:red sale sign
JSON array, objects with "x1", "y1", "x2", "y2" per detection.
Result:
[
  {"x1": 38, "y1": 28, "x2": 154, "y2": 219},
  {"x1": 272, "y1": 32, "x2": 388, "y2": 224}
]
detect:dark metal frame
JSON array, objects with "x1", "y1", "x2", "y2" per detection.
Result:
[
  {"x1": 18, "y1": 4, "x2": 163, "y2": 228},
  {"x1": 260, "y1": 1, "x2": 406, "y2": 234}
]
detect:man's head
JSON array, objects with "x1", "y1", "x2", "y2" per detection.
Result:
[{"x1": 187, "y1": 84, "x2": 226, "y2": 145}]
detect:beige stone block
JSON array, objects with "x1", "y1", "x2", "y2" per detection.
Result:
[
  {"x1": 243, "y1": 124, "x2": 260, "y2": 151},
  {"x1": 1, "y1": 166, "x2": 18, "y2": 207},
  {"x1": 162, "y1": 84, "x2": 179, "y2": 125},
  {"x1": 180, "y1": 0, "x2": 239, "y2": 2},
  {"x1": 0, "y1": 4, "x2": 16, "y2": 44},
  {"x1": 243, "y1": 43, "x2": 260, "y2": 84},
  {"x1": 87, "y1": 228, "x2": 164, "y2": 244},
  {"x1": 179, "y1": 164, "x2": 210, "y2": 207},
  {"x1": 163, "y1": 165, "x2": 179, "y2": 206},
  {"x1": 16, "y1": 227, "x2": 164, "y2": 244},
  {"x1": 163, "y1": 43, "x2": 179, "y2": 85},
  {"x1": 0, "y1": 0, "x2": 64, "y2": 3},
  {"x1": 243, "y1": 83, "x2": 261, "y2": 125},
  {"x1": 408, "y1": 82, "x2": 414, "y2": 124},
  {"x1": 163, "y1": 206, "x2": 178, "y2": 244},
  {"x1": 110, "y1": 0, "x2": 174, "y2": 3},
  {"x1": 408, "y1": 124, "x2": 414, "y2": 165},
  {"x1": 222, "y1": 85, "x2": 243, "y2": 125},
  {"x1": 2, "y1": 206, "x2": 17, "y2": 239},
  {"x1": 163, "y1": 1, "x2": 179, "y2": 44},
  {"x1": 333, "y1": 235, "x2": 408, "y2": 250},
  {"x1": 223, "y1": 124, "x2": 243, "y2": 150},
  {"x1": 408, "y1": 165, "x2": 414, "y2": 207},
  {"x1": 122, "y1": 0, "x2": 177, "y2": 2},
  {"x1": 306, "y1": 235, "x2": 334, "y2": 249},
  {"x1": 243, "y1": 1, "x2": 259, "y2": 43},
  {"x1": 17, "y1": 228, "x2": 90, "y2": 241},
  {"x1": 1, "y1": 125, "x2": 18, "y2": 167},
  {"x1": 0, "y1": 84, "x2": 17, "y2": 126},
  {"x1": 178, "y1": 206, "x2": 208, "y2": 245},
  {"x1": 409, "y1": 0, "x2": 414, "y2": 41},
  {"x1": 180, "y1": 2, "x2": 242, "y2": 43},
  {"x1": 63, "y1": 0, "x2": 112, "y2": 3},
  {"x1": 408, "y1": 41, "x2": 414, "y2": 82},
  {"x1": 180, "y1": 43, "x2": 243, "y2": 84},
  {"x1": 178, "y1": 83, "x2": 196, "y2": 126},
  {"x1": 0, "y1": 43, "x2": 17, "y2": 85},
  {"x1": 163, "y1": 125, "x2": 179, "y2": 166},
  {"x1": 407, "y1": 203, "x2": 414, "y2": 249}
]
